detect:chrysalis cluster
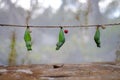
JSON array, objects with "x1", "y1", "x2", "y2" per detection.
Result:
[{"x1": 23, "y1": 25, "x2": 106, "y2": 51}]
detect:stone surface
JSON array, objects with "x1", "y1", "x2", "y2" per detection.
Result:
[{"x1": 0, "y1": 62, "x2": 120, "y2": 80}]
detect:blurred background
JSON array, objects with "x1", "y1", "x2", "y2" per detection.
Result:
[{"x1": 0, "y1": 0, "x2": 120, "y2": 66}]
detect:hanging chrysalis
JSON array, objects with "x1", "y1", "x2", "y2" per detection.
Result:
[
  {"x1": 24, "y1": 26, "x2": 32, "y2": 51},
  {"x1": 94, "y1": 26, "x2": 100, "y2": 47},
  {"x1": 56, "y1": 27, "x2": 65, "y2": 50}
]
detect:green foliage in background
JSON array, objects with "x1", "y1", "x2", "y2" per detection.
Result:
[{"x1": 8, "y1": 31, "x2": 17, "y2": 66}]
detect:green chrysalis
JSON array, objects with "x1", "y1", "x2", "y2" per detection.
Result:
[
  {"x1": 56, "y1": 27, "x2": 65, "y2": 50},
  {"x1": 24, "y1": 27, "x2": 32, "y2": 51},
  {"x1": 94, "y1": 27, "x2": 100, "y2": 47}
]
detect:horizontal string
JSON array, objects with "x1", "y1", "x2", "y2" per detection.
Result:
[{"x1": 0, "y1": 22, "x2": 120, "y2": 28}]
